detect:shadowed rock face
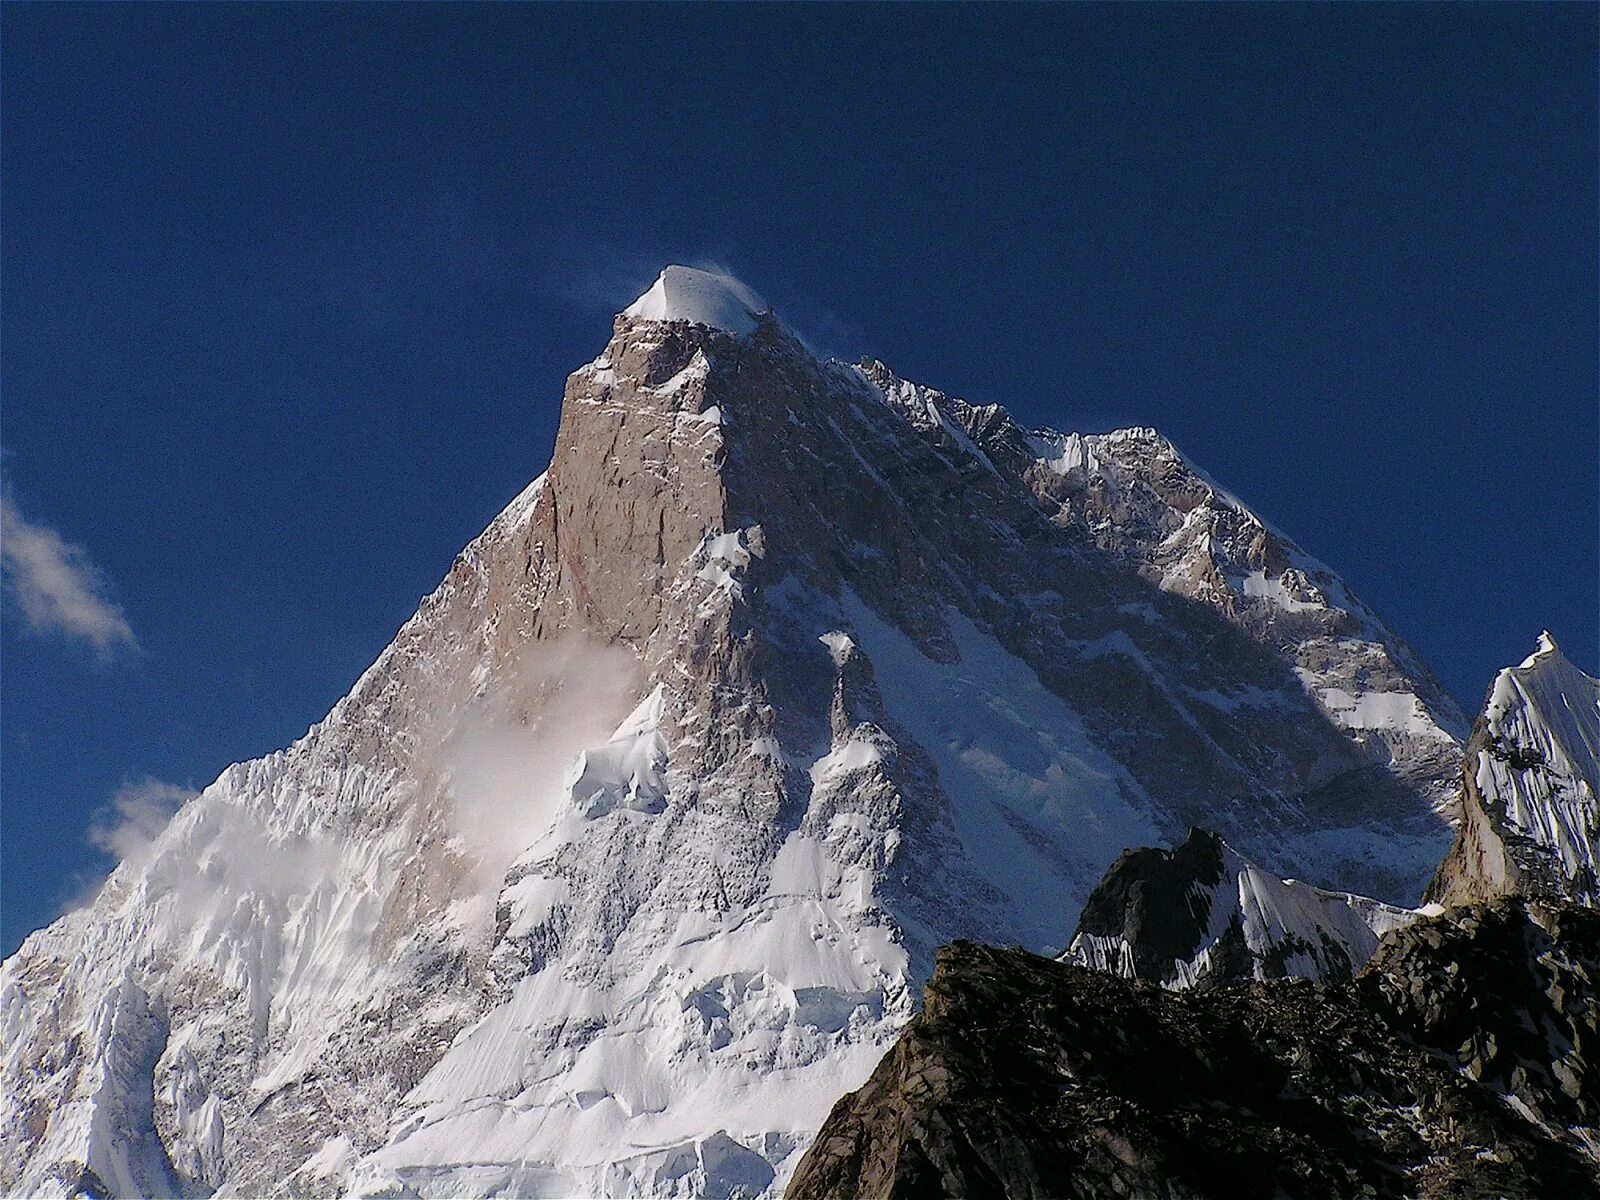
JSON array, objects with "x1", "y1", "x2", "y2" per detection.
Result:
[
  {"x1": 788, "y1": 903, "x2": 1600, "y2": 1200},
  {"x1": 1067, "y1": 828, "x2": 1240, "y2": 981},
  {"x1": 858, "y1": 359, "x2": 1469, "y2": 821}
]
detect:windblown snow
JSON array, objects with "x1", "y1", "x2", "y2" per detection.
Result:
[{"x1": 622, "y1": 266, "x2": 768, "y2": 335}]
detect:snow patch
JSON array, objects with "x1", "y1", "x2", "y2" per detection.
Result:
[
  {"x1": 1239, "y1": 569, "x2": 1322, "y2": 613},
  {"x1": 694, "y1": 527, "x2": 762, "y2": 609},
  {"x1": 1317, "y1": 687, "x2": 1456, "y2": 743}
]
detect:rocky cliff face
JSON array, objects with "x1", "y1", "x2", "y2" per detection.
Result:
[
  {"x1": 1, "y1": 268, "x2": 1464, "y2": 1198},
  {"x1": 1428, "y1": 634, "x2": 1600, "y2": 908},
  {"x1": 1062, "y1": 827, "x2": 1419, "y2": 988},
  {"x1": 788, "y1": 904, "x2": 1600, "y2": 1200}
]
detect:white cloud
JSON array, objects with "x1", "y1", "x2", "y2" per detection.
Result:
[
  {"x1": 1, "y1": 489, "x2": 138, "y2": 655},
  {"x1": 88, "y1": 777, "x2": 197, "y2": 866}
]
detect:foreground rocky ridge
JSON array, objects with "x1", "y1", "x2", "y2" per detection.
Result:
[
  {"x1": 2, "y1": 268, "x2": 1466, "y2": 1198},
  {"x1": 789, "y1": 904, "x2": 1600, "y2": 1200}
]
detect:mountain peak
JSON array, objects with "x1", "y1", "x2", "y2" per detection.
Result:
[
  {"x1": 1522, "y1": 629, "x2": 1564, "y2": 668},
  {"x1": 622, "y1": 265, "x2": 769, "y2": 334},
  {"x1": 1427, "y1": 633, "x2": 1600, "y2": 908},
  {"x1": 1063, "y1": 826, "x2": 1418, "y2": 988},
  {"x1": 0, "y1": 283, "x2": 1472, "y2": 1199}
]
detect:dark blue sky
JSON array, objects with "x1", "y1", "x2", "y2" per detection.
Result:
[{"x1": 3, "y1": 4, "x2": 1595, "y2": 954}]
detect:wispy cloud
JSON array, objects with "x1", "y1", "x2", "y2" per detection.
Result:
[
  {"x1": 1, "y1": 489, "x2": 138, "y2": 656},
  {"x1": 88, "y1": 777, "x2": 198, "y2": 866}
]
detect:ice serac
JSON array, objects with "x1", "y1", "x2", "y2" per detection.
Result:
[
  {"x1": 1428, "y1": 632, "x2": 1600, "y2": 908},
  {"x1": 2, "y1": 269, "x2": 1462, "y2": 1198},
  {"x1": 1063, "y1": 827, "x2": 1419, "y2": 988}
]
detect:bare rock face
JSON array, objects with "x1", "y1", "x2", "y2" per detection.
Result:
[
  {"x1": 788, "y1": 903, "x2": 1600, "y2": 1200},
  {"x1": 1427, "y1": 634, "x2": 1600, "y2": 910},
  {"x1": 1063, "y1": 827, "x2": 1418, "y2": 989},
  {"x1": 1, "y1": 268, "x2": 1466, "y2": 1198}
]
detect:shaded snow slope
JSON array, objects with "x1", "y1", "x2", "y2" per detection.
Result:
[
  {"x1": 856, "y1": 359, "x2": 1466, "y2": 822},
  {"x1": 1429, "y1": 633, "x2": 1600, "y2": 908},
  {"x1": 3, "y1": 275, "x2": 1462, "y2": 1199},
  {"x1": 1064, "y1": 827, "x2": 1419, "y2": 989}
]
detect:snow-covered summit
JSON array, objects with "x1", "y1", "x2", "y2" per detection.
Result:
[
  {"x1": 1521, "y1": 629, "x2": 1563, "y2": 668},
  {"x1": 622, "y1": 265, "x2": 769, "y2": 334}
]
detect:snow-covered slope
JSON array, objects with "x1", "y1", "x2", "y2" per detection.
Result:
[
  {"x1": 1063, "y1": 827, "x2": 1420, "y2": 989},
  {"x1": 2, "y1": 271, "x2": 1462, "y2": 1199},
  {"x1": 1429, "y1": 633, "x2": 1600, "y2": 908}
]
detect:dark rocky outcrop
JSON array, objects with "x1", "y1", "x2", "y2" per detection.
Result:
[
  {"x1": 1068, "y1": 828, "x2": 1231, "y2": 980},
  {"x1": 788, "y1": 902, "x2": 1600, "y2": 1200},
  {"x1": 1063, "y1": 827, "x2": 1417, "y2": 989}
]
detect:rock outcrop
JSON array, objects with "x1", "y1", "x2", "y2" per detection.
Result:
[
  {"x1": 789, "y1": 903, "x2": 1600, "y2": 1200},
  {"x1": 1062, "y1": 827, "x2": 1418, "y2": 988}
]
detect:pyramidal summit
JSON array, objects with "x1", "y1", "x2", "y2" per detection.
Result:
[{"x1": 11, "y1": 266, "x2": 1590, "y2": 1200}]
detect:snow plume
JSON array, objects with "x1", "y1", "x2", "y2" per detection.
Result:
[
  {"x1": 89, "y1": 777, "x2": 198, "y2": 866},
  {"x1": 55, "y1": 777, "x2": 197, "y2": 913},
  {"x1": 439, "y1": 636, "x2": 643, "y2": 895},
  {"x1": 1, "y1": 487, "x2": 137, "y2": 656}
]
